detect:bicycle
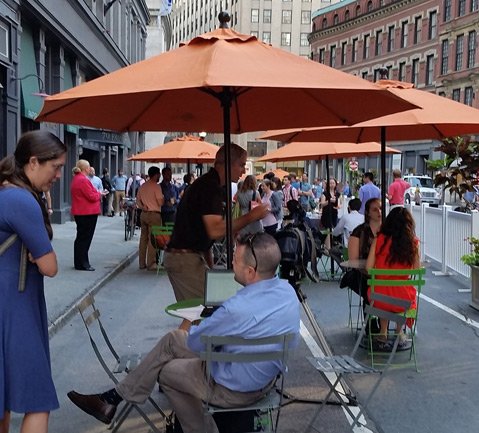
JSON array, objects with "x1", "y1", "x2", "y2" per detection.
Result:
[
  {"x1": 454, "y1": 185, "x2": 479, "y2": 214},
  {"x1": 121, "y1": 197, "x2": 137, "y2": 241}
]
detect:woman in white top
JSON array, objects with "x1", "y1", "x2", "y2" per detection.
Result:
[
  {"x1": 260, "y1": 179, "x2": 281, "y2": 235},
  {"x1": 236, "y1": 175, "x2": 263, "y2": 235}
]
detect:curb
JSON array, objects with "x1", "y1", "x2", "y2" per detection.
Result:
[{"x1": 48, "y1": 249, "x2": 139, "y2": 338}]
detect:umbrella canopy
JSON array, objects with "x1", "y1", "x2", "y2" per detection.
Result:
[
  {"x1": 128, "y1": 136, "x2": 218, "y2": 163},
  {"x1": 255, "y1": 168, "x2": 291, "y2": 180},
  {"x1": 257, "y1": 141, "x2": 399, "y2": 163},
  {"x1": 259, "y1": 80, "x2": 479, "y2": 143},
  {"x1": 35, "y1": 16, "x2": 416, "y2": 266}
]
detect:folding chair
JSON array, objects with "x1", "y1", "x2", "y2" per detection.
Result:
[
  {"x1": 367, "y1": 267, "x2": 426, "y2": 371},
  {"x1": 150, "y1": 223, "x2": 174, "y2": 273},
  {"x1": 77, "y1": 294, "x2": 170, "y2": 433},
  {"x1": 212, "y1": 238, "x2": 228, "y2": 268},
  {"x1": 305, "y1": 293, "x2": 411, "y2": 433},
  {"x1": 200, "y1": 333, "x2": 296, "y2": 433}
]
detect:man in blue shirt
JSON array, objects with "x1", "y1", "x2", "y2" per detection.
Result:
[
  {"x1": 298, "y1": 172, "x2": 314, "y2": 212},
  {"x1": 67, "y1": 233, "x2": 300, "y2": 432},
  {"x1": 111, "y1": 169, "x2": 127, "y2": 216},
  {"x1": 359, "y1": 172, "x2": 380, "y2": 214},
  {"x1": 160, "y1": 167, "x2": 179, "y2": 223}
]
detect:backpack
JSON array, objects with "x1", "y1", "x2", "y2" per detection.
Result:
[
  {"x1": 274, "y1": 223, "x2": 321, "y2": 283},
  {"x1": 128, "y1": 178, "x2": 141, "y2": 197}
]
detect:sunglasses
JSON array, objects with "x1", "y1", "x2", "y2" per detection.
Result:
[{"x1": 244, "y1": 233, "x2": 258, "y2": 272}]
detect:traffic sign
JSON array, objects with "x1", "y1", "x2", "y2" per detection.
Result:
[{"x1": 349, "y1": 160, "x2": 358, "y2": 171}]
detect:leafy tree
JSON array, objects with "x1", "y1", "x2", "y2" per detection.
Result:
[{"x1": 426, "y1": 137, "x2": 479, "y2": 198}]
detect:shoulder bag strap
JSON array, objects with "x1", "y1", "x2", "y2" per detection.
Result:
[{"x1": 0, "y1": 234, "x2": 27, "y2": 292}]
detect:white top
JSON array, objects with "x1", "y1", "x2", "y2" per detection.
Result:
[{"x1": 332, "y1": 210, "x2": 364, "y2": 247}]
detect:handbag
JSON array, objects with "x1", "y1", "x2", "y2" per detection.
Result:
[
  {"x1": 339, "y1": 268, "x2": 362, "y2": 293},
  {"x1": 309, "y1": 197, "x2": 317, "y2": 209}
]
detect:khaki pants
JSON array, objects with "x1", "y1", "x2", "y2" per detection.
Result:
[
  {"x1": 114, "y1": 190, "x2": 125, "y2": 214},
  {"x1": 116, "y1": 330, "x2": 267, "y2": 433},
  {"x1": 139, "y1": 211, "x2": 163, "y2": 269},
  {"x1": 164, "y1": 251, "x2": 208, "y2": 301}
]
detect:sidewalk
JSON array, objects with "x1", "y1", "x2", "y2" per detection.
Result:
[{"x1": 46, "y1": 215, "x2": 140, "y2": 336}]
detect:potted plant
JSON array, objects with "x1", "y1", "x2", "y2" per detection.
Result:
[{"x1": 461, "y1": 236, "x2": 479, "y2": 310}]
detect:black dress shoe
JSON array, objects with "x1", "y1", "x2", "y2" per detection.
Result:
[
  {"x1": 67, "y1": 391, "x2": 117, "y2": 424},
  {"x1": 75, "y1": 266, "x2": 95, "y2": 271}
]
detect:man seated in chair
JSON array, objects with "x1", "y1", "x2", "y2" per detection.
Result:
[{"x1": 67, "y1": 233, "x2": 300, "y2": 433}]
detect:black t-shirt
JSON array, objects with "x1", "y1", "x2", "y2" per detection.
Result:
[
  {"x1": 168, "y1": 168, "x2": 225, "y2": 252},
  {"x1": 350, "y1": 223, "x2": 374, "y2": 259}
]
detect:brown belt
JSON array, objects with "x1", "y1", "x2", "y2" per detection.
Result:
[
  {"x1": 143, "y1": 210, "x2": 161, "y2": 213},
  {"x1": 165, "y1": 248, "x2": 199, "y2": 254}
]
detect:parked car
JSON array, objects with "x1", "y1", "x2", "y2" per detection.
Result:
[{"x1": 403, "y1": 175, "x2": 441, "y2": 206}]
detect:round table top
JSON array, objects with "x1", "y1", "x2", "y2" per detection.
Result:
[{"x1": 165, "y1": 298, "x2": 203, "y2": 315}]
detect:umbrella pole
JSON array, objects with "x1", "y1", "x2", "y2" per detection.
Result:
[
  {"x1": 380, "y1": 126, "x2": 386, "y2": 223},
  {"x1": 221, "y1": 87, "x2": 234, "y2": 269},
  {"x1": 325, "y1": 155, "x2": 335, "y2": 277}
]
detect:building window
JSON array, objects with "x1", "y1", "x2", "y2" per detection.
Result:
[
  {"x1": 363, "y1": 34, "x2": 370, "y2": 59},
  {"x1": 464, "y1": 87, "x2": 474, "y2": 105},
  {"x1": 458, "y1": 0, "x2": 466, "y2": 16},
  {"x1": 355, "y1": 5, "x2": 361, "y2": 16},
  {"x1": 282, "y1": 10, "x2": 292, "y2": 24},
  {"x1": 441, "y1": 39, "x2": 449, "y2": 74},
  {"x1": 0, "y1": 21, "x2": 8, "y2": 60},
  {"x1": 345, "y1": 10, "x2": 350, "y2": 20},
  {"x1": 330, "y1": 45, "x2": 336, "y2": 67},
  {"x1": 361, "y1": 70, "x2": 368, "y2": 79},
  {"x1": 251, "y1": 9, "x2": 259, "y2": 23},
  {"x1": 352, "y1": 38, "x2": 358, "y2": 62},
  {"x1": 367, "y1": 1, "x2": 373, "y2": 12},
  {"x1": 452, "y1": 88, "x2": 461, "y2": 101},
  {"x1": 387, "y1": 26, "x2": 395, "y2": 52},
  {"x1": 319, "y1": 48, "x2": 325, "y2": 64},
  {"x1": 263, "y1": 31, "x2": 271, "y2": 44},
  {"x1": 468, "y1": 31, "x2": 476, "y2": 68},
  {"x1": 444, "y1": 0, "x2": 451, "y2": 21},
  {"x1": 322, "y1": 18, "x2": 327, "y2": 29},
  {"x1": 414, "y1": 16, "x2": 421, "y2": 45},
  {"x1": 375, "y1": 30, "x2": 382, "y2": 56},
  {"x1": 251, "y1": 31, "x2": 259, "y2": 38},
  {"x1": 398, "y1": 61, "x2": 406, "y2": 81},
  {"x1": 300, "y1": 33, "x2": 309, "y2": 47},
  {"x1": 428, "y1": 10, "x2": 437, "y2": 39},
  {"x1": 263, "y1": 9, "x2": 271, "y2": 23},
  {"x1": 301, "y1": 10, "x2": 311, "y2": 24},
  {"x1": 472, "y1": 0, "x2": 479, "y2": 12},
  {"x1": 426, "y1": 54, "x2": 434, "y2": 85},
  {"x1": 401, "y1": 21, "x2": 408, "y2": 48},
  {"x1": 455, "y1": 34, "x2": 464, "y2": 71},
  {"x1": 281, "y1": 32, "x2": 291, "y2": 46},
  {"x1": 247, "y1": 141, "x2": 267, "y2": 158},
  {"x1": 333, "y1": 14, "x2": 339, "y2": 25},
  {"x1": 341, "y1": 41, "x2": 347, "y2": 65},
  {"x1": 411, "y1": 58, "x2": 419, "y2": 86}
]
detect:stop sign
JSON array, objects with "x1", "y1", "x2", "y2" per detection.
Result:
[{"x1": 349, "y1": 160, "x2": 358, "y2": 171}]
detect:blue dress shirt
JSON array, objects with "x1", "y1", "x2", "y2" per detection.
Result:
[{"x1": 187, "y1": 276, "x2": 300, "y2": 392}]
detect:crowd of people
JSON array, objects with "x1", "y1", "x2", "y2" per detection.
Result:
[{"x1": 0, "y1": 131, "x2": 421, "y2": 433}]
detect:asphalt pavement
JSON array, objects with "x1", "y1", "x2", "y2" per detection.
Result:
[{"x1": 9, "y1": 215, "x2": 479, "y2": 432}]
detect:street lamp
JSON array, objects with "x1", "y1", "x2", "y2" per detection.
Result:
[{"x1": 10, "y1": 72, "x2": 49, "y2": 97}]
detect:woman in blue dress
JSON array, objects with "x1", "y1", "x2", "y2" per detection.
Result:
[{"x1": 0, "y1": 131, "x2": 66, "y2": 433}]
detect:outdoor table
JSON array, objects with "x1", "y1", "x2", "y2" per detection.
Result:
[{"x1": 165, "y1": 298, "x2": 203, "y2": 322}]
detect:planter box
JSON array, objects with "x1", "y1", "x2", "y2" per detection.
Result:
[{"x1": 471, "y1": 265, "x2": 479, "y2": 310}]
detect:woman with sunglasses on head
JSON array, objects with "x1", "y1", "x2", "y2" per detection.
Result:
[{"x1": 0, "y1": 131, "x2": 66, "y2": 433}]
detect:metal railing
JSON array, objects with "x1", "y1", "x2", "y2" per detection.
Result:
[{"x1": 408, "y1": 204, "x2": 479, "y2": 278}]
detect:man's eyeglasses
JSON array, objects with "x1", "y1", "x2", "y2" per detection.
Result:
[{"x1": 244, "y1": 234, "x2": 258, "y2": 272}]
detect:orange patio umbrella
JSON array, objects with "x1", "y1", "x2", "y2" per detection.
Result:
[
  {"x1": 36, "y1": 16, "x2": 416, "y2": 266},
  {"x1": 128, "y1": 136, "x2": 218, "y2": 164},
  {"x1": 257, "y1": 141, "x2": 399, "y2": 163},
  {"x1": 255, "y1": 168, "x2": 290, "y2": 180},
  {"x1": 260, "y1": 80, "x2": 479, "y2": 218}
]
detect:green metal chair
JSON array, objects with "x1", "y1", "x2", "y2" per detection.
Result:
[{"x1": 367, "y1": 267, "x2": 426, "y2": 371}]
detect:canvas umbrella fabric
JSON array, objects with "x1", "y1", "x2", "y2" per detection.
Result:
[
  {"x1": 36, "y1": 15, "x2": 416, "y2": 265},
  {"x1": 260, "y1": 80, "x2": 479, "y2": 218},
  {"x1": 128, "y1": 135, "x2": 218, "y2": 174},
  {"x1": 255, "y1": 168, "x2": 290, "y2": 180}
]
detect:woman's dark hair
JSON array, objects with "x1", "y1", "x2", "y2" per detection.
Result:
[
  {"x1": 183, "y1": 173, "x2": 194, "y2": 184},
  {"x1": 271, "y1": 177, "x2": 282, "y2": 192},
  {"x1": 364, "y1": 198, "x2": 380, "y2": 225},
  {"x1": 0, "y1": 130, "x2": 67, "y2": 239},
  {"x1": 377, "y1": 206, "x2": 417, "y2": 266},
  {"x1": 325, "y1": 177, "x2": 337, "y2": 194},
  {"x1": 240, "y1": 174, "x2": 256, "y2": 192}
]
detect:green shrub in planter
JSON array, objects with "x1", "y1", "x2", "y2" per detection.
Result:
[{"x1": 461, "y1": 237, "x2": 479, "y2": 267}]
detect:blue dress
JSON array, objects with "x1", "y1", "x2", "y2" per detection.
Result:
[{"x1": 0, "y1": 187, "x2": 59, "y2": 417}]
